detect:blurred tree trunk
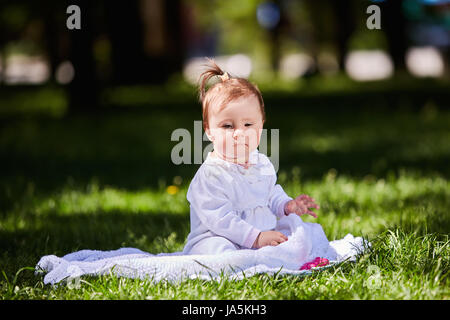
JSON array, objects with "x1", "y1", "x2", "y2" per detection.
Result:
[
  {"x1": 105, "y1": 0, "x2": 148, "y2": 84},
  {"x1": 0, "y1": 3, "x2": 14, "y2": 85},
  {"x1": 304, "y1": 0, "x2": 326, "y2": 76},
  {"x1": 0, "y1": 45, "x2": 6, "y2": 85},
  {"x1": 163, "y1": 0, "x2": 184, "y2": 77},
  {"x1": 380, "y1": 0, "x2": 408, "y2": 71},
  {"x1": 67, "y1": 0, "x2": 100, "y2": 113},
  {"x1": 43, "y1": 3, "x2": 62, "y2": 84},
  {"x1": 106, "y1": 0, "x2": 184, "y2": 85},
  {"x1": 330, "y1": 0, "x2": 356, "y2": 71},
  {"x1": 444, "y1": 49, "x2": 450, "y2": 78},
  {"x1": 268, "y1": 0, "x2": 282, "y2": 75},
  {"x1": 269, "y1": 27, "x2": 281, "y2": 75}
]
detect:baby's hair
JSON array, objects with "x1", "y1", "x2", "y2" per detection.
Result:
[{"x1": 197, "y1": 57, "x2": 266, "y2": 130}]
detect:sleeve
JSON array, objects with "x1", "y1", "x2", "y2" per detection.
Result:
[
  {"x1": 268, "y1": 184, "x2": 293, "y2": 218},
  {"x1": 259, "y1": 153, "x2": 293, "y2": 218},
  {"x1": 187, "y1": 169, "x2": 261, "y2": 248}
]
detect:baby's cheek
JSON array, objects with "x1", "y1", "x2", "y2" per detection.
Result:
[
  {"x1": 247, "y1": 128, "x2": 262, "y2": 147},
  {"x1": 215, "y1": 134, "x2": 234, "y2": 154}
]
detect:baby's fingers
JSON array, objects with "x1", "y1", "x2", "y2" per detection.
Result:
[
  {"x1": 309, "y1": 202, "x2": 320, "y2": 210},
  {"x1": 300, "y1": 195, "x2": 320, "y2": 208},
  {"x1": 270, "y1": 236, "x2": 287, "y2": 246},
  {"x1": 275, "y1": 232, "x2": 288, "y2": 242},
  {"x1": 301, "y1": 198, "x2": 320, "y2": 210},
  {"x1": 296, "y1": 194, "x2": 310, "y2": 202},
  {"x1": 307, "y1": 210, "x2": 318, "y2": 218},
  {"x1": 297, "y1": 194, "x2": 314, "y2": 201}
]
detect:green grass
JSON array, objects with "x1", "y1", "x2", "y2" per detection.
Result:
[
  {"x1": 0, "y1": 82, "x2": 449, "y2": 299},
  {"x1": 1, "y1": 170, "x2": 449, "y2": 299}
]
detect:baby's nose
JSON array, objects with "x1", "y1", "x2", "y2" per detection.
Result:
[{"x1": 233, "y1": 128, "x2": 244, "y2": 139}]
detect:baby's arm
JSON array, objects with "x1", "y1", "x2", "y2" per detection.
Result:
[
  {"x1": 268, "y1": 183, "x2": 293, "y2": 218},
  {"x1": 266, "y1": 171, "x2": 319, "y2": 218}
]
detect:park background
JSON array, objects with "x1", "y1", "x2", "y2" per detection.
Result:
[{"x1": 0, "y1": 0, "x2": 449, "y2": 299}]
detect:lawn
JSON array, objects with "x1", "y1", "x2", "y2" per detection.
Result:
[{"x1": 0, "y1": 80, "x2": 449, "y2": 299}]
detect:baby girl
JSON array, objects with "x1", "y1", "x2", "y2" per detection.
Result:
[{"x1": 183, "y1": 58, "x2": 320, "y2": 255}]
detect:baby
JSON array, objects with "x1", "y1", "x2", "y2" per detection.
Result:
[{"x1": 182, "y1": 58, "x2": 320, "y2": 255}]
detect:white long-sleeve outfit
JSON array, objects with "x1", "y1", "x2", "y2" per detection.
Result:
[{"x1": 183, "y1": 149, "x2": 293, "y2": 255}]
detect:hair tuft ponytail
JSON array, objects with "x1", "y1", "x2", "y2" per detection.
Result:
[{"x1": 198, "y1": 57, "x2": 228, "y2": 103}]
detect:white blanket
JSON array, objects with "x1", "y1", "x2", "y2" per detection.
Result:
[{"x1": 36, "y1": 214, "x2": 369, "y2": 285}]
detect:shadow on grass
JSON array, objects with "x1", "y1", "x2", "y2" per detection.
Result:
[
  {"x1": 0, "y1": 211, "x2": 190, "y2": 280},
  {"x1": 1, "y1": 104, "x2": 450, "y2": 212}
]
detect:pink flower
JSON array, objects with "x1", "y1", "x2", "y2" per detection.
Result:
[{"x1": 300, "y1": 257, "x2": 329, "y2": 270}]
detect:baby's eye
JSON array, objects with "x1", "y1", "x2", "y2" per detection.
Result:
[
  {"x1": 245, "y1": 123, "x2": 253, "y2": 127},
  {"x1": 222, "y1": 124, "x2": 233, "y2": 129}
]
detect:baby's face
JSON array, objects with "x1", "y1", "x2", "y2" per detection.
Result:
[{"x1": 205, "y1": 95, "x2": 264, "y2": 164}]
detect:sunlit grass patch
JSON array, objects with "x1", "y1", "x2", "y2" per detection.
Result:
[
  {"x1": 34, "y1": 183, "x2": 189, "y2": 216},
  {"x1": 280, "y1": 169, "x2": 449, "y2": 238}
]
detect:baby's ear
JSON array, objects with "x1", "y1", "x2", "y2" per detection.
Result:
[{"x1": 205, "y1": 128, "x2": 214, "y2": 141}]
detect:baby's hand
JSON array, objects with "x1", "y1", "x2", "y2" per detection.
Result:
[
  {"x1": 284, "y1": 194, "x2": 320, "y2": 218},
  {"x1": 252, "y1": 231, "x2": 288, "y2": 249}
]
